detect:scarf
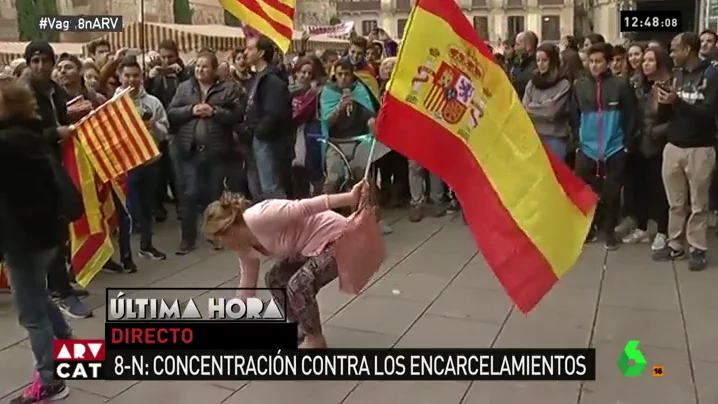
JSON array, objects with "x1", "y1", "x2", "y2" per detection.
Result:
[
  {"x1": 291, "y1": 83, "x2": 320, "y2": 124},
  {"x1": 531, "y1": 69, "x2": 561, "y2": 90}
]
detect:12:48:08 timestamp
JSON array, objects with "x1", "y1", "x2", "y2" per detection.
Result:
[{"x1": 620, "y1": 10, "x2": 683, "y2": 32}]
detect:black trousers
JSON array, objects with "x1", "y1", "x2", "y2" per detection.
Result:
[
  {"x1": 47, "y1": 241, "x2": 72, "y2": 298},
  {"x1": 375, "y1": 151, "x2": 409, "y2": 199},
  {"x1": 154, "y1": 140, "x2": 177, "y2": 212},
  {"x1": 629, "y1": 153, "x2": 669, "y2": 233},
  {"x1": 575, "y1": 150, "x2": 627, "y2": 237},
  {"x1": 620, "y1": 152, "x2": 642, "y2": 220}
]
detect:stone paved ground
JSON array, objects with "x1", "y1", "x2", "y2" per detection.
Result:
[{"x1": 0, "y1": 210, "x2": 716, "y2": 404}]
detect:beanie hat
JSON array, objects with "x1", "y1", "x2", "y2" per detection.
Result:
[{"x1": 24, "y1": 40, "x2": 55, "y2": 64}]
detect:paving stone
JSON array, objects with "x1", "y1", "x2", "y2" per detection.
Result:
[
  {"x1": 343, "y1": 381, "x2": 469, "y2": 404},
  {"x1": 462, "y1": 380, "x2": 581, "y2": 404},
  {"x1": 326, "y1": 295, "x2": 427, "y2": 336},
  {"x1": 395, "y1": 314, "x2": 500, "y2": 348},
  {"x1": 593, "y1": 305, "x2": 687, "y2": 350},
  {"x1": 364, "y1": 271, "x2": 452, "y2": 303},
  {"x1": 323, "y1": 326, "x2": 399, "y2": 348},
  {"x1": 579, "y1": 341, "x2": 695, "y2": 404},
  {"x1": 682, "y1": 306, "x2": 718, "y2": 364},
  {"x1": 494, "y1": 308, "x2": 593, "y2": 349},
  {"x1": 104, "y1": 380, "x2": 234, "y2": 403},
  {"x1": 222, "y1": 381, "x2": 357, "y2": 403},
  {"x1": 426, "y1": 284, "x2": 512, "y2": 324},
  {"x1": 692, "y1": 360, "x2": 718, "y2": 404},
  {"x1": 0, "y1": 345, "x2": 35, "y2": 399}
]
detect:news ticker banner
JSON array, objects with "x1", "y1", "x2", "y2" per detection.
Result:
[
  {"x1": 54, "y1": 340, "x2": 596, "y2": 381},
  {"x1": 106, "y1": 287, "x2": 287, "y2": 321}
]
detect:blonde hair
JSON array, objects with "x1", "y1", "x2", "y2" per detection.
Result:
[
  {"x1": 379, "y1": 57, "x2": 398, "y2": 80},
  {"x1": 202, "y1": 191, "x2": 250, "y2": 242},
  {"x1": 0, "y1": 78, "x2": 39, "y2": 120}
]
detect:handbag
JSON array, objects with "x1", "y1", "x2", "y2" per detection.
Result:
[
  {"x1": 334, "y1": 139, "x2": 387, "y2": 294},
  {"x1": 48, "y1": 153, "x2": 84, "y2": 222}
]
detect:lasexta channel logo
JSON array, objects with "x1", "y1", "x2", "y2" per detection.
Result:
[{"x1": 617, "y1": 340, "x2": 647, "y2": 377}]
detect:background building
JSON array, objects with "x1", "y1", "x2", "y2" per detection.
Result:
[
  {"x1": 0, "y1": 0, "x2": 709, "y2": 45},
  {"x1": 336, "y1": 0, "x2": 574, "y2": 44}
]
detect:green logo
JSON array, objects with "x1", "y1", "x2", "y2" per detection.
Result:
[{"x1": 617, "y1": 340, "x2": 647, "y2": 377}]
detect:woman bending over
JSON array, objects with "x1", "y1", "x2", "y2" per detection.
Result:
[{"x1": 202, "y1": 182, "x2": 366, "y2": 348}]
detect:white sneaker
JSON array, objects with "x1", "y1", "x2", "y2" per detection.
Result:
[
  {"x1": 615, "y1": 217, "x2": 637, "y2": 235},
  {"x1": 380, "y1": 221, "x2": 393, "y2": 235},
  {"x1": 622, "y1": 228, "x2": 650, "y2": 244},
  {"x1": 651, "y1": 233, "x2": 668, "y2": 251}
]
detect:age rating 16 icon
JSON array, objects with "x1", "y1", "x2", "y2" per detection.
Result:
[{"x1": 617, "y1": 340, "x2": 664, "y2": 377}]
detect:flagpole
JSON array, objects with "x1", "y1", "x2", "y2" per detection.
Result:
[{"x1": 140, "y1": 0, "x2": 146, "y2": 68}]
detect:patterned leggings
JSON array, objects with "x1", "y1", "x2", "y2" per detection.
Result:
[{"x1": 265, "y1": 243, "x2": 339, "y2": 335}]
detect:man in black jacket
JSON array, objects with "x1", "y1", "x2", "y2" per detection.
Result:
[
  {"x1": 653, "y1": 32, "x2": 718, "y2": 271},
  {"x1": 167, "y1": 52, "x2": 245, "y2": 254},
  {"x1": 510, "y1": 31, "x2": 538, "y2": 99},
  {"x1": 145, "y1": 39, "x2": 190, "y2": 222},
  {"x1": 243, "y1": 36, "x2": 293, "y2": 200},
  {"x1": 0, "y1": 106, "x2": 74, "y2": 403},
  {"x1": 25, "y1": 40, "x2": 93, "y2": 319}
]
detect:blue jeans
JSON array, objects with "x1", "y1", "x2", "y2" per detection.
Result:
[
  {"x1": 128, "y1": 162, "x2": 159, "y2": 248},
  {"x1": 252, "y1": 137, "x2": 286, "y2": 200},
  {"x1": 176, "y1": 151, "x2": 227, "y2": 242},
  {"x1": 112, "y1": 191, "x2": 132, "y2": 259},
  {"x1": 5, "y1": 247, "x2": 72, "y2": 385},
  {"x1": 540, "y1": 135, "x2": 568, "y2": 161}
]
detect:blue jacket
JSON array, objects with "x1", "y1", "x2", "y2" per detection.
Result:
[{"x1": 571, "y1": 72, "x2": 638, "y2": 160}]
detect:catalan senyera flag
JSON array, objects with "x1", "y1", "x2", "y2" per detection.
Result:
[
  {"x1": 221, "y1": 0, "x2": 296, "y2": 52},
  {"x1": 376, "y1": 0, "x2": 598, "y2": 313},
  {"x1": 72, "y1": 88, "x2": 159, "y2": 184},
  {"x1": 63, "y1": 138, "x2": 115, "y2": 287}
]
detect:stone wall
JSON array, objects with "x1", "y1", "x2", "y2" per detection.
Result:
[
  {"x1": 0, "y1": 0, "x2": 18, "y2": 40},
  {"x1": 296, "y1": 0, "x2": 337, "y2": 25},
  {"x1": 190, "y1": 0, "x2": 225, "y2": 24}
]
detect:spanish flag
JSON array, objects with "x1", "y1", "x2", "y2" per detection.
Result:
[
  {"x1": 376, "y1": 0, "x2": 598, "y2": 313},
  {"x1": 63, "y1": 139, "x2": 115, "y2": 287},
  {"x1": 220, "y1": 0, "x2": 296, "y2": 52},
  {"x1": 73, "y1": 88, "x2": 159, "y2": 184}
]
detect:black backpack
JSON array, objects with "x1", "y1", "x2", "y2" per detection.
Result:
[{"x1": 48, "y1": 153, "x2": 84, "y2": 223}]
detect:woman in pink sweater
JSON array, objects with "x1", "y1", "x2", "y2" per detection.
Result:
[{"x1": 202, "y1": 182, "x2": 365, "y2": 348}]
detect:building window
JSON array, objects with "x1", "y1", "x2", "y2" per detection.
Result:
[
  {"x1": 541, "y1": 15, "x2": 560, "y2": 41},
  {"x1": 362, "y1": 20, "x2": 378, "y2": 36},
  {"x1": 507, "y1": 16, "x2": 524, "y2": 41},
  {"x1": 397, "y1": 18, "x2": 408, "y2": 38},
  {"x1": 473, "y1": 16, "x2": 489, "y2": 41}
]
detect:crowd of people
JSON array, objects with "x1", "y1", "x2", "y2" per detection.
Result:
[
  {"x1": 496, "y1": 29, "x2": 718, "y2": 273},
  {"x1": 0, "y1": 23, "x2": 717, "y2": 403}
]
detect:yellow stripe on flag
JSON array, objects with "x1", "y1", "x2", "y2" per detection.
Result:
[
  {"x1": 220, "y1": 0, "x2": 295, "y2": 52},
  {"x1": 73, "y1": 88, "x2": 159, "y2": 183},
  {"x1": 388, "y1": 8, "x2": 592, "y2": 278}
]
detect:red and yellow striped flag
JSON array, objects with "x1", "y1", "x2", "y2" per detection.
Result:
[
  {"x1": 72, "y1": 88, "x2": 159, "y2": 184},
  {"x1": 0, "y1": 141, "x2": 118, "y2": 290},
  {"x1": 220, "y1": 0, "x2": 296, "y2": 52},
  {"x1": 63, "y1": 139, "x2": 115, "y2": 287},
  {"x1": 0, "y1": 263, "x2": 9, "y2": 290},
  {"x1": 376, "y1": 0, "x2": 598, "y2": 313}
]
